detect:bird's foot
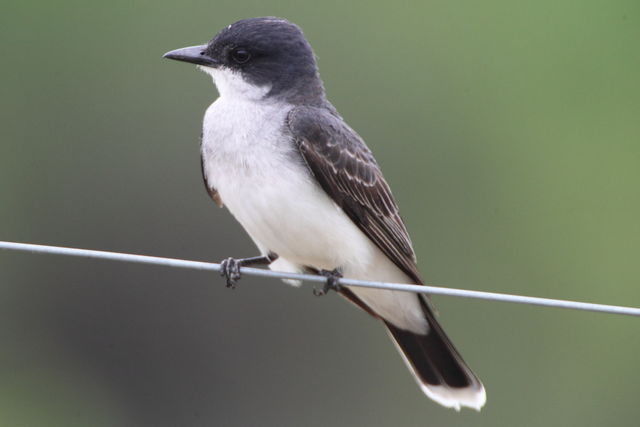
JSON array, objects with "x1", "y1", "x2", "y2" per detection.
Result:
[
  {"x1": 220, "y1": 257, "x2": 242, "y2": 289},
  {"x1": 313, "y1": 268, "x2": 343, "y2": 296},
  {"x1": 219, "y1": 254, "x2": 278, "y2": 289}
]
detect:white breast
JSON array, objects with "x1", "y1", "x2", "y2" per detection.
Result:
[
  {"x1": 200, "y1": 67, "x2": 426, "y2": 333},
  {"x1": 201, "y1": 91, "x2": 373, "y2": 271}
]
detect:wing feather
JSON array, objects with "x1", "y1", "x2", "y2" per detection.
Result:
[{"x1": 287, "y1": 106, "x2": 422, "y2": 283}]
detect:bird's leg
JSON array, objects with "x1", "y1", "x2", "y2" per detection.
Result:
[
  {"x1": 220, "y1": 253, "x2": 278, "y2": 289},
  {"x1": 313, "y1": 268, "x2": 343, "y2": 296}
]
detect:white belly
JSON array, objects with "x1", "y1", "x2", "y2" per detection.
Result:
[
  {"x1": 201, "y1": 96, "x2": 427, "y2": 333},
  {"x1": 202, "y1": 96, "x2": 370, "y2": 267}
]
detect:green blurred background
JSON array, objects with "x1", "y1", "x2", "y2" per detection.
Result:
[{"x1": 1, "y1": 1, "x2": 639, "y2": 426}]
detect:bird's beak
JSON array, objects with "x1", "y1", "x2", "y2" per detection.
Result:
[{"x1": 163, "y1": 45, "x2": 219, "y2": 67}]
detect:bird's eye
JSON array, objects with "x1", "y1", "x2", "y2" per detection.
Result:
[{"x1": 230, "y1": 48, "x2": 251, "y2": 64}]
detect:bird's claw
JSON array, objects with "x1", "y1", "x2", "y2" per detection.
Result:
[
  {"x1": 220, "y1": 257, "x2": 241, "y2": 289},
  {"x1": 313, "y1": 269, "x2": 343, "y2": 296}
]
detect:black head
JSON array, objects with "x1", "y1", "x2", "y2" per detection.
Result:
[{"x1": 164, "y1": 17, "x2": 326, "y2": 104}]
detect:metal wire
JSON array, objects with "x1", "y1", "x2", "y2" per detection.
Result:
[{"x1": 1, "y1": 240, "x2": 639, "y2": 317}]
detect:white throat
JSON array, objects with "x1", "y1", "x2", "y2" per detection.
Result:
[{"x1": 198, "y1": 65, "x2": 271, "y2": 101}]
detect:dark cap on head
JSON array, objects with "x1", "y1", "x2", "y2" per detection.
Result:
[{"x1": 164, "y1": 17, "x2": 327, "y2": 104}]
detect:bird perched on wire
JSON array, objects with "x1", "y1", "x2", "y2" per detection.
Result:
[{"x1": 164, "y1": 16, "x2": 485, "y2": 410}]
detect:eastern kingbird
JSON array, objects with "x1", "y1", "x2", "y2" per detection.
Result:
[{"x1": 164, "y1": 17, "x2": 485, "y2": 410}]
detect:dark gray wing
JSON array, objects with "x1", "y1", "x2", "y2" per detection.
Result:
[{"x1": 287, "y1": 106, "x2": 422, "y2": 283}]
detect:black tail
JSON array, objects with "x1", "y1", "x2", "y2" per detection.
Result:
[{"x1": 384, "y1": 297, "x2": 485, "y2": 410}]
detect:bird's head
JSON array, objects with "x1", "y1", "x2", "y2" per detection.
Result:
[{"x1": 164, "y1": 17, "x2": 324, "y2": 103}]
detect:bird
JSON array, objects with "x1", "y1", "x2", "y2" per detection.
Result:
[{"x1": 163, "y1": 17, "x2": 485, "y2": 411}]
